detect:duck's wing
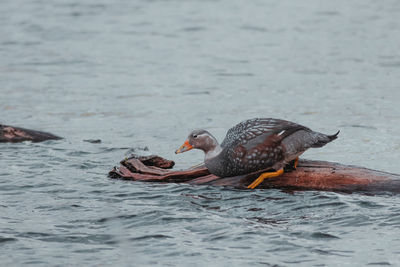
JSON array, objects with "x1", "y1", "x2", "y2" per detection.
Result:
[
  {"x1": 220, "y1": 118, "x2": 309, "y2": 149},
  {"x1": 218, "y1": 118, "x2": 309, "y2": 175}
]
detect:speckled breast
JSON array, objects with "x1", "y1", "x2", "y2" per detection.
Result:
[{"x1": 206, "y1": 144, "x2": 285, "y2": 178}]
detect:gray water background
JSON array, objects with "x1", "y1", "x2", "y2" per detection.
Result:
[{"x1": 1, "y1": 0, "x2": 400, "y2": 266}]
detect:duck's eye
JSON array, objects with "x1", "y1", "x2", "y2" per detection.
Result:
[{"x1": 193, "y1": 134, "x2": 198, "y2": 139}]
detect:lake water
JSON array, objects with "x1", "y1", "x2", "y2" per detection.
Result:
[{"x1": 1, "y1": 0, "x2": 400, "y2": 266}]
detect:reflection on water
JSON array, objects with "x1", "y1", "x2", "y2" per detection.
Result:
[{"x1": 1, "y1": 0, "x2": 400, "y2": 266}]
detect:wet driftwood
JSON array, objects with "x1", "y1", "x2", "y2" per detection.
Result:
[
  {"x1": 0, "y1": 124, "x2": 61, "y2": 143},
  {"x1": 109, "y1": 154, "x2": 400, "y2": 193}
]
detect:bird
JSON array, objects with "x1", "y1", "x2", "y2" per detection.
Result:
[{"x1": 175, "y1": 118, "x2": 339, "y2": 189}]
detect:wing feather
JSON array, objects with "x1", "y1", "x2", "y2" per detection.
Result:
[{"x1": 221, "y1": 118, "x2": 309, "y2": 148}]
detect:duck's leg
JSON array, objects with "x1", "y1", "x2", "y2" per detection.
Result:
[
  {"x1": 247, "y1": 169, "x2": 284, "y2": 189},
  {"x1": 294, "y1": 157, "x2": 299, "y2": 169}
]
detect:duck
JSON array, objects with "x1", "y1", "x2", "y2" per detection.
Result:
[{"x1": 175, "y1": 118, "x2": 339, "y2": 189}]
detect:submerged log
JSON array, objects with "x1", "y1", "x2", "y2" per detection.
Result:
[
  {"x1": 0, "y1": 124, "x2": 61, "y2": 143},
  {"x1": 109, "y1": 154, "x2": 400, "y2": 193}
]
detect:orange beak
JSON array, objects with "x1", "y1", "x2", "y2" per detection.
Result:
[{"x1": 175, "y1": 140, "x2": 193, "y2": 154}]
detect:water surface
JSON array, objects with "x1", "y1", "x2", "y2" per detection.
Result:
[{"x1": 1, "y1": 0, "x2": 400, "y2": 266}]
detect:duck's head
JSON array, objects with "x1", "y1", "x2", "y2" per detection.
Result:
[{"x1": 175, "y1": 129, "x2": 219, "y2": 154}]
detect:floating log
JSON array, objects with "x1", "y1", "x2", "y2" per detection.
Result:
[
  {"x1": 0, "y1": 124, "x2": 61, "y2": 143},
  {"x1": 109, "y1": 154, "x2": 400, "y2": 193}
]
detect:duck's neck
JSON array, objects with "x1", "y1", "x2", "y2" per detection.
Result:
[{"x1": 204, "y1": 143, "x2": 223, "y2": 161}]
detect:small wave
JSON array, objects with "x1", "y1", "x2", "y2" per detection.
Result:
[
  {"x1": 129, "y1": 234, "x2": 172, "y2": 241},
  {"x1": 0, "y1": 237, "x2": 17, "y2": 243}
]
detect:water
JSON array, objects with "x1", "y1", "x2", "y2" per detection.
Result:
[{"x1": 1, "y1": 0, "x2": 400, "y2": 265}]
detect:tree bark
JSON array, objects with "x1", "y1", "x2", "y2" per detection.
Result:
[{"x1": 109, "y1": 154, "x2": 400, "y2": 194}]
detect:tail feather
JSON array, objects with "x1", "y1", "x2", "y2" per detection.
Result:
[
  {"x1": 328, "y1": 130, "x2": 340, "y2": 141},
  {"x1": 311, "y1": 130, "x2": 340, "y2": 148}
]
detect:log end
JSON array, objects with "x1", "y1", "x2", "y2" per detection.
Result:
[{"x1": 0, "y1": 124, "x2": 62, "y2": 143}]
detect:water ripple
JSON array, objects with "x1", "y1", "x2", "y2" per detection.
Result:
[{"x1": 1, "y1": 0, "x2": 400, "y2": 265}]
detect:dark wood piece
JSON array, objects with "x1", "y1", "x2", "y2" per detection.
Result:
[
  {"x1": 0, "y1": 124, "x2": 61, "y2": 143},
  {"x1": 109, "y1": 154, "x2": 400, "y2": 193}
]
